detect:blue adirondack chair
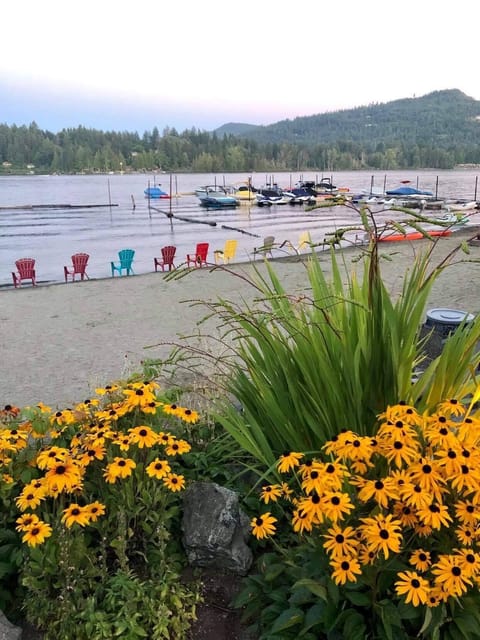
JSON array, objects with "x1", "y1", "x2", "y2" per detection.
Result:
[{"x1": 111, "y1": 249, "x2": 135, "y2": 276}]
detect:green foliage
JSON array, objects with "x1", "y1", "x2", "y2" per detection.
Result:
[{"x1": 2, "y1": 90, "x2": 480, "y2": 173}]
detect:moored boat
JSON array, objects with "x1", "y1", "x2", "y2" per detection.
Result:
[
  {"x1": 195, "y1": 185, "x2": 240, "y2": 208},
  {"x1": 144, "y1": 185, "x2": 170, "y2": 199}
]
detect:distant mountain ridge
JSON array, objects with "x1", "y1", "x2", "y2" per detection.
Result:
[{"x1": 214, "y1": 89, "x2": 480, "y2": 148}]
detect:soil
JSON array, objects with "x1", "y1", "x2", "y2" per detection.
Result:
[{"x1": 18, "y1": 568, "x2": 257, "y2": 640}]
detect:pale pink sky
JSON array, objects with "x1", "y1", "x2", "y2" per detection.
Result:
[{"x1": 1, "y1": 0, "x2": 479, "y2": 133}]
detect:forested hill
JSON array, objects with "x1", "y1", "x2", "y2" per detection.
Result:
[
  {"x1": 1, "y1": 89, "x2": 480, "y2": 173},
  {"x1": 217, "y1": 90, "x2": 480, "y2": 147}
]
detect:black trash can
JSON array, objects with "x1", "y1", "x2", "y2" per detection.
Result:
[{"x1": 425, "y1": 308, "x2": 474, "y2": 339}]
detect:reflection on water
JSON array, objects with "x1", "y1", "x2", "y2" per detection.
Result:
[{"x1": 0, "y1": 170, "x2": 479, "y2": 286}]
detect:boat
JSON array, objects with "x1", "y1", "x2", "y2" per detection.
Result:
[
  {"x1": 232, "y1": 181, "x2": 257, "y2": 203},
  {"x1": 288, "y1": 181, "x2": 319, "y2": 205},
  {"x1": 377, "y1": 229, "x2": 452, "y2": 242},
  {"x1": 255, "y1": 183, "x2": 293, "y2": 206},
  {"x1": 444, "y1": 200, "x2": 478, "y2": 213},
  {"x1": 385, "y1": 185, "x2": 434, "y2": 198},
  {"x1": 195, "y1": 185, "x2": 240, "y2": 208},
  {"x1": 144, "y1": 185, "x2": 170, "y2": 199}
]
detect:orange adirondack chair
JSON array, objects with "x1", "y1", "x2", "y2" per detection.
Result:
[
  {"x1": 12, "y1": 258, "x2": 36, "y2": 288},
  {"x1": 186, "y1": 243, "x2": 209, "y2": 268},
  {"x1": 154, "y1": 245, "x2": 176, "y2": 272},
  {"x1": 64, "y1": 253, "x2": 90, "y2": 282}
]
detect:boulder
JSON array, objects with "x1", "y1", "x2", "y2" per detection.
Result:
[
  {"x1": 182, "y1": 482, "x2": 252, "y2": 576},
  {"x1": 0, "y1": 612, "x2": 21, "y2": 640}
]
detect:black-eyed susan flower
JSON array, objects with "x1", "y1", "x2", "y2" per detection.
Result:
[
  {"x1": 62, "y1": 504, "x2": 91, "y2": 528},
  {"x1": 158, "y1": 431, "x2": 175, "y2": 447},
  {"x1": 455, "y1": 549, "x2": 480, "y2": 578},
  {"x1": 128, "y1": 425, "x2": 158, "y2": 449},
  {"x1": 291, "y1": 508, "x2": 313, "y2": 533},
  {"x1": 44, "y1": 458, "x2": 82, "y2": 493},
  {"x1": 431, "y1": 554, "x2": 473, "y2": 597},
  {"x1": 356, "y1": 476, "x2": 399, "y2": 508},
  {"x1": 320, "y1": 491, "x2": 354, "y2": 523},
  {"x1": 437, "y1": 398, "x2": 465, "y2": 417},
  {"x1": 86, "y1": 501, "x2": 106, "y2": 522},
  {"x1": 277, "y1": 451, "x2": 303, "y2": 473},
  {"x1": 15, "y1": 488, "x2": 45, "y2": 512},
  {"x1": 165, "y1": 439, "x2": 191, "y2": 456},
  {"x1": 395, "y1": 571, "x2": 429, "y2": 606},
  {"x1": 113, "y1": 434, "x2": 132, "y2": 451},
  {"x1": 103, "y1": 457, "x2": 136, "y2": 483},
  {"x1": 360, "y1": 514, "x2": 403, "y2": 559},
  {"x1": 21, "y1": 520, "x2": 52, "y2": 547},
  {"x1": 455, "y1": 524, "x2": 476, "y2": 546},
  {"x1": 399, "y1": 481, "x2": 431, "y2": 510},
  {"x1": 250, "y1": 512, "x2": 277, "y2": 539},
  {"x1": 162, "y1": 403, "x2": 182, "y2": 417},
  {"x1": 392, "y1": 501, "x2": 418, "y2": 528},
  {"x1": 36, "y1": 446, "x2": 69, "y2": 470},
  {"x1": 323, "y1": 524, "x2": 358, "y2": 558},
  {"x1": 162, "y1": 473, "x2": 185, "y2": 492},
  {"x1": 454, "y1": 500, "x2": 480, "y2": 525},
  {"x1": 15, "y1": 513, "x2": 40, "y2": 532},
  {"x1": 301, "y1": 467, "x2": 325, "y2": 495},
  {"x1": 330, "y1": 556, "x2": 362, "y2": 585},
  {"x1": 178, "y1": 407, "x2": 199, "y2": 424},
  {"x1": 416, "y1": 502, "x2": 452, "y2": 530},
  {"x1": 260, "y1": 484, "x2": 282, "y2": 504},
  {"x1": 95, "y1": 384, "x2": 119, "y2": 396},
  {"x1": 146, "y1": 458, "x2": 171, "y2": 479},
  {"x1": 409, "y1": 549, "x2": 431, "y2": 572}
]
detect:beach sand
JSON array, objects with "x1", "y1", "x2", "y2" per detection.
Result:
[{"x1": 2, "y1": 227, "x2": 480, "y2": 409}]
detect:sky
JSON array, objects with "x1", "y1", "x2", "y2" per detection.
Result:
[{"x1": 1, "y1": 0, "x2": 479, "y2": 135}]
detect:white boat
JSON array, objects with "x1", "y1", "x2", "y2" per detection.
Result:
[{"x1": 445, "y1": 200, "x2": 478, "y2": 213}]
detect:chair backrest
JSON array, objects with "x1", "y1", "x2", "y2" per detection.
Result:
[
  {"x1": 196, "y1": 243, "x2": 209, "y2": 260},
  {"x1": 264, "y1": 236, "x2": 275, "y2": 250},
  {"x1": 71, "y1": 253, "x2": 89, "y2": 273},
  {"x1": 223, "y1": 239, "x2": 238, "y2": 261},
  {"x1": 161, "y1": 245, "x2": 176, "y2": 263},
  {"x1": 16, "y1": 258, "x2": 35, "y2": 277},
  {"x1": 119, "y1": 249, "x2": 135, "y2": 267},
  {"x1": 298, "y1": 232, "x2": 312, "y2": 251}
]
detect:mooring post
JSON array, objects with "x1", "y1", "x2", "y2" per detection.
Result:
[{"x1": 474, "y1": 176, "x2": 478, "y2": 201}]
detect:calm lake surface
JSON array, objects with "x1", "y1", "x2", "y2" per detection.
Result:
[{"x1": 1, "y1": 170, "x2": 479, "y2": 287}]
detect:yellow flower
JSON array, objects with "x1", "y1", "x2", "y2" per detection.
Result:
[
  {"x1": 409, "y1": 549, "x2": 431, "y2": 572},
  {"x1": 15, "y1": 488, "x2": 45, "y2": 512},
  {"x1": 165, "y1": 439, "x2": 191, "y2": 456},
  {"x1": 95, "y1": 384, "x2": 119, "y2": 395},
  {"x1": 44, "y1": 458, "x2": 82, "y2": 493},
  {"x1": 291, "y1": 508, "x2": 313, "y2": 533},
  {"x1": 146, "y1": 458, "x2": 171, "y2": 479},
  {"x1": 103, "y1": 457, "x2": 136, "y2": 483},
  {"x1": 162, "y1": 473, "x2": 185, "y2": 492},
  {"x1": 21, "y1": 521, "x2": 52, "y2": 547},
  {"x1": 330, "y1": 556, "x2": 362, "y2": 585},
  {"x1": 277, "y1": 451, "x2": 304, "y2": 473},
  {"x1": 177, "y1": 407, "x2": 199, "y2": 424},
  {"x1": 395, "y1": 571, "x2": 430, "y2": 606},
  {"x1": 431, "y1": 554, "x2": 473, "y2": 597},
  {"x1": 86, "y1": 501, "x2": 106, "y2": 522},
  {"x1": 36, "y1": 446, "x2": 69, "y2": 470},
  {"x1": 250, "y1": 512, "x2": 277, "y2": 539},
  {"x1": 259, "y1": 484, "x2": 282, "y2": 504},
  {"x1": 62, "y1": 504, "x2": 91, "y2": 528},
  {"x1": 128, "y1": 425, "x2": 158, "y2": 448},
  {"x1": 323, "y1": 525, "x2": 359, "y2": 559},
  {"x1": 15, "y1": 513, "x2": 40, "y2": 532},
  {"x1": 360, "y1": 514, "x2": 403, "y2": 559}
]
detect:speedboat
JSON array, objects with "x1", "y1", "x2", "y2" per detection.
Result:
[
  {"x1": 144, "y1": 185, "x2": 170, "y2": 199},
  {"x1": 232, "y1": 182, "x2": 257, "y2": 203},
  {"x1": 195, "y1": 185, "x2": 240, "y2": 208},
  {"x1": 255, "y1": 183, "x2": 293, "y2": 206}
]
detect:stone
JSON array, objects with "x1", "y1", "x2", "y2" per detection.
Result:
[
  {"x1": 0, "y1": 611, "x2": 21, "y2": 640},
  {"x1": 182, "y1": 482, "x2": 253, "y2": 576}
]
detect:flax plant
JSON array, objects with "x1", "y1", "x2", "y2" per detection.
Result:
[{"x1": 203, "y1": 229, "x2": 480, "y2": 471}]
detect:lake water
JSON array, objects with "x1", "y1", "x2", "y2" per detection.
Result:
[{"x1": 1, "y1": 169, "x2": 479, "y2": 287}]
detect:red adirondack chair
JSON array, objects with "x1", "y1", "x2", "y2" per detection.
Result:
[
  {"x1": 64, "y1": 253, "x2": 90, "y2": 282},
  {"x1": 154, "y1": 245, "x2": 176, "y2": 272},
  {"x1": 12, "y1": 258, "x2": 36, "y2": 288},
  {"x1": 186, "y1": 243, "x2": 209, "y2": 268}
]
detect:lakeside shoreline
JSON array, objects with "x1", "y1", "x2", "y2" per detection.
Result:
[{"x1": 2, "y1": 226, "x2": 480, "y2": 410}]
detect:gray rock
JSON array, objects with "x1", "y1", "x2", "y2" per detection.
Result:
[
  {"x1": 182, "y1": 482, "x2": 253, "y2": 576},
  {"x1": 0, "y1": 611, "x2": 22, "y2": 640}
]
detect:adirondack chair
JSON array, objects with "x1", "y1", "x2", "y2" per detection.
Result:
[
  {"x1": 154, "y1": 245, "x2": 176, "y2": 272},
  {"x1": 111, "y1": 249, "x2": 135, "y2": 276},
  {"x1": 12, "y1": 258, "x2": 36, "y2": 288},
  {"x1": 64, "y1": 253, "x2": 89, "y2": 282},
  {"x1": 214, "y1": 239, "x2": 238, "y2": 264},
  {"x1": 186, "y1": 243, "x2": 209, "y2": 268},
  {"x1": 253, "y1": 235, "x2": 275, "y2": 259},
  {"x1": 280, "y1": 231, "x2": 312, "y2": 255}
]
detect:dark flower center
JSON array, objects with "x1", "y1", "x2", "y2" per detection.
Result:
[
  {"x1": 326, "y1": 464, "x2": 335, "y2": 473},
  {"x1": 335, "y1": 534, "x2": 345, "y2": 543},
  {"x1": 394, "y1": 441, "x2": 403, "y2": 449},
  {"x1": 310, "y1": 471, "x2": 319, "y2": 479},
  {"x1": 422, "y1": 464, "x2": 432, "y2": 474},
  {"x1": 341, "y1": 561, "x2": 350, "y2": 570},
  {"x1": 374, "y1": 481, "x2": 384, "y2": 490},
  {"x1": 411, "y1": 579, "x2": 420, "y2": 588},
  {"x1": 379, "y1": 530, "x2": 389, "y2": 539},
  {"x1": 135, "y1": 390, "x2": 144, "y2": 396},
  {"x1": 118, "y1": 460, "x2": 126, "y2": 467},
  {"x1": 72, "y1": 508, "x2": 80, "y2": 516},
  {"x1": 331, "y1": 496, "x2": 340, "y2": 505},
  {"x1": 452, "y1": 567, "x2": 461, "y2": 576},
  {"x1": 55, "y1": 466, "x2": 66, "y2": 475},
  {"x1": 139, "y1": 429, "x2": 147, "y2": 437}
]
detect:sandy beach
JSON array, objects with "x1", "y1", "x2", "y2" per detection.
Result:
[{"x1": 2, "y1": 226, "x2": 480, "y2": 410}]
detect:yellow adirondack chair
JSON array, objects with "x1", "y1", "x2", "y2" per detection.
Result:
[{"x1": 214, "y1": 239, "x2": 238, "y2": 264}]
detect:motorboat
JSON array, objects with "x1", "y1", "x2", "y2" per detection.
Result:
[
  {"x1": 195, "y1": 185, "x2": 240, "y2": 208},
  {"x1": 232, "y1": 181, "x2": 257, "y2": 203},
  {"x1": 255, "y1": 183, "x2": 294, "y2": 206},
  {"x1": 144, "y1": 185, "x2": 170, "y2": 199},
  {"x1": 288, "y1": 181, "x2": 318, "y2": 205}
]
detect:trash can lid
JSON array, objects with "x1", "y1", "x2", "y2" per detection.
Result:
[{"x1": 426, "y1": 308, "x2": 474, "y2": 325}]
